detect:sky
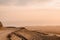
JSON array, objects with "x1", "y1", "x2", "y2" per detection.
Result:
[{"x1": 0, "y1": 0, "x2": 60, "y2": 26}]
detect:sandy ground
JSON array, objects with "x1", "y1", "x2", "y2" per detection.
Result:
[
  {"x1": 0, "y1": 28, "x2": 20, "y2": 40},
  {"x1": 26, "y1": 26, "x2": 60, "y2": 34},
  {"x1": 0, "y1": 26, "x2": 60, "y2": 40}
]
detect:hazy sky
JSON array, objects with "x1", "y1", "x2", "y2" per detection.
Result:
[{"x1": 0, "y1": 0, "x2": 60, "y2": 26}]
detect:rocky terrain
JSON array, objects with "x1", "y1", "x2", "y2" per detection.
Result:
[{"x1": 0, "y1": 22, "x2": 60, "y2": 40}]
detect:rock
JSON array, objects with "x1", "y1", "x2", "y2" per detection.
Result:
[
  {"x1": 0, "y1": 21, "x2": 3, "y2": 27},
  {"x1": 7, "y1": 28, "x2": 60, "y2": 40},
  {"x1": 0, "y1": 26, "x2": 60, "y2": 40},
  {"x1": 7, "y1": 28, "x2": 45, "y2": 40}
]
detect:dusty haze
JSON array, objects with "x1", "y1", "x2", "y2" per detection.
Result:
[{"x1": 0, "y1": 0, "x2": 60, "y2": 26}]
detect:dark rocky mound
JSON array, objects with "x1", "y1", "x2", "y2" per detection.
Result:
[
  {"x1": 7, "y1": 28, "x2": 60, "y2": 40},
  {"x1": 0, "y1": 21, "x2": 60, "y2": 40},
  {"x1": 0, "y1": 21, "x2": 3, "y2": 27}
]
